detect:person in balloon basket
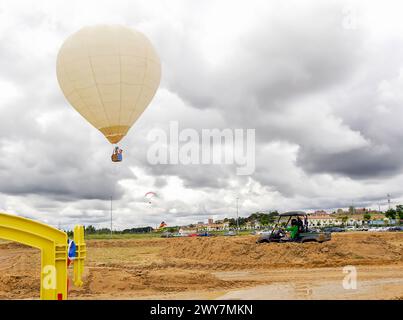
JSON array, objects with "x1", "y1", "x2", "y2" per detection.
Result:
[{"x1": 112, "y1": 146, "x2": 123, "y2": 162}]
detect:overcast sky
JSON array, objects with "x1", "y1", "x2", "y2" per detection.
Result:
[{"x1": 1, "y1": 0, "x2": 403, "y2": 230}]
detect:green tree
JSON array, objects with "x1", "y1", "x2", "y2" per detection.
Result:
[
  {"x1": 385, "y1": 208, "x2": 397, "y2": 220},
  {"x1": 259, "y1": 215, "x2": 269, "y2": 226},
  {"x1": 85, "y1": 225, "x2": 96, "y2": 234},
  {"x1": 363, "y1": 213, "x2": 371, "y2": 222},
  {"x1": 340, "y1": 216, "x2": 348, "y2": 226},
  {"x1": 396, "y1": 205, "x2": 403, "y2": 219},
  {"x1": 269, "y1": 211, "x2": 279, "y2": 223},
  {"x1": 228, "y1": 218, "x2": 237, "y2": 227},
  {"x1": 165, "y1": 226, "x2": 179, "y2": 233}
]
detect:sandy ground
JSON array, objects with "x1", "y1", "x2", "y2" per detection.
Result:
[{"x1": 0, "y1": 232, "x2": 402, "y2": 300}]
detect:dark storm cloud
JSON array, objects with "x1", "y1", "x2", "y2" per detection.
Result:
[
  {"x1": 0, "y1": 85, "x2": 131, "y2": 201},
  {"x1": 153, "y1": 0, "x2": 403, "y2": 191},
  {"x1": 295, "y1": 40, "x2": 403, "y2": 179},
  {"x1": 148, "y1": 0, "x2": 379, "y2": 191},
  {"x1": 298, "y1": 147, "x2": 399, "y2": 178},
  {"x1": 141, "y1": 163, "x2": 233, "y2": 189},
  {"x1": 153, "y1": 176, "x2": 167, "y2": 188},
  {"x1": 161, "y1": 1, "x2": 362, "y2": 114},
  {"x1": 0, "y1": 139, "x2": 130, "y2": 201},
  {"x1": 61, "y1": 214, "x2": 110, "y2": 227},
  {"x1": 0, "y1": 11, "x2": 136, "y2": 201}
]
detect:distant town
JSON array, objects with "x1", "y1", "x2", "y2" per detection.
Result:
[{"x1": 83, "y1": 205, "x2": 403, "y2": 235}]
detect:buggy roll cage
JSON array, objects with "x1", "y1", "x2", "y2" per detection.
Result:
[{"x1": 269, "y1": 211, "x2": 309, "y2": 238}]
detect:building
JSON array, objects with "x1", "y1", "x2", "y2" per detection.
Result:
[
  {"x1": 308, "y1": 213, "x2": 365, "y2": 227},
  {"x1": 195, "y1": 222, "x2": 207, "y2": 230},
  {"x1": 308, "y1": 215, "x2": 342, "y2": 227},
  {"x1": 313, "y1": 210, "x2": 329, "y2": 216},
  {"x1": 178, "y1": 227, "x2": 197, "y2": 235},
  {"x1": 245, "y1": 220, "x2": 262, "y2": 230},
  {"x1": 187, "y1": 219, "x2": 230, "y2": 232},
  {"x1": 205, "y1": 222, "x2": 229, "y2": 231}
]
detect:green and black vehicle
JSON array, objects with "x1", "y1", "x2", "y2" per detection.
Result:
[{"x1": 256, "y1": 211, "x2": 331, "y2": 243}]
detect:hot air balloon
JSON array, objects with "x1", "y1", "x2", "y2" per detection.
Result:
[{"x1": 56, "y1": 25, "x2": 161, "y2": 161}]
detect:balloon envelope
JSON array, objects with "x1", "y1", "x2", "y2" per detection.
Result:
[{"x1": 56, "y1": 25, "x2": 161, "y2": 144}]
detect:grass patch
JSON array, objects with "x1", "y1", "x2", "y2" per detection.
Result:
[
  {"x1": 85, "y1": 230, "x2": 255, "y2": 240},
  {"x1": 85, "y1": 233, "x2": 162, "y2": 240}
]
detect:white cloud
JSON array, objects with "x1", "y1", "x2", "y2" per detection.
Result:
[{"x1": 0, "y1": 78, "x2": 19, "y2": 106}]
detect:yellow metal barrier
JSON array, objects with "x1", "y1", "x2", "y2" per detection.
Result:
[
  {"x1": 73, "y1": 225, "x2": 86, "y2": 287},
  {"x1": 0, "y1": 212, "x2": 85, "y2": 300}
]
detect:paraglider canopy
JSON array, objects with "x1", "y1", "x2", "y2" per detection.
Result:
[
  {"x1": 145, "y1": 191, "x2": 157, "y2": 204},
  {"x1": 145, "y1": 191, "x2": 157, "y2": 197}
]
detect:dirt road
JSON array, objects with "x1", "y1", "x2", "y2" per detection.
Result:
[{"x1": 0, "y1": 232, "x2": 402, "y2": 299}]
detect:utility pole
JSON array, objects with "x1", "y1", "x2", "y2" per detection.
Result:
[
  {"x1": 110, "y1": 196, "x2": 113, "y2": 238},
  {"x1": 236, "y1": 197, "x2": 239, "y2": 234},
  {"x1": 350, "y1": 200, "x2": 355, "y2": 215},
  {"x1": 387, "y1": 194, "x2": 391, "y2": 210}
]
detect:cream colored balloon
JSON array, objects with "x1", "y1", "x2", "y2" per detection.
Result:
[{"x1": 56, "y1": 25, "x2": 161, "y2": 144}]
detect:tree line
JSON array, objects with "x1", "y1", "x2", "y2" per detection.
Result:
[
  {"x1": 81, "y1": 211, "x2": 280, "y2": 234},
  {"x1": 79, "y1": 206, "x2": 402, "y2": 234},
  {"x1": 384, "y1": 205, "x2": 403, "y2": 220}
]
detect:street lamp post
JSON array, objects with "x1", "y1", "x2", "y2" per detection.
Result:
[
  {"x1": 110, "y1": 196, "x2": 113, "y2": 238},
  {"x1": 236, "y1": 197, "x2": 239, "y2": 234}
]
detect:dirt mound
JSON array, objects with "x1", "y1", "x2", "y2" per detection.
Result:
[
  {"x1": 161, "y1": 233, "x2": 403, "y2": 269},
  {"x1": 78, "y1": 267, "x2": 248, "y2": 298},
  {"x1": 0, "y1": 241, "x2": 32, "y2": 250},
  {"x1": 88, "y1": 239, "x2": 164, "y2": 248},
  {"x1": 0, "y1": 274, "x2": 39, "y2": 299},
  {"x1": 0, "y1": 232, "x2": 402, "y2": 299}
]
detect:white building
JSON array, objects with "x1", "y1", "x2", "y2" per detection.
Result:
[
  {"x1": 308, "y1": 215, "x2": 342, "y2": 227},
  {"x1": 308, "y1": 214, "x2": 368, "y2": 227}
]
